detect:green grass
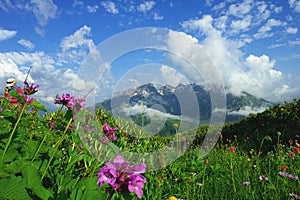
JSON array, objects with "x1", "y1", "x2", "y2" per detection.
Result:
[{"x1": 0, "y1": 95, "x2": 299, "y2": 200}]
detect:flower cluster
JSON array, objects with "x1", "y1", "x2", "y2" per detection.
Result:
[
  {"x1": 24, "y1": 80, "x2": 39, "y2": 95},
  {"x1": 97, "y1": 155, "x2": 146, "y2": 198},
  {"x1": 259, "y1": 175, "x2": 269, "y2": 181},
  {"x1": 72, "y1": 97, "x2": 86, "y2": 112},
  {"x1": 101, "y1": 123, "x2": 118, "y2": 144},
  {"x1": 279, "y1": 172, "x2": 298, "y2": 179},
  {"x1": 54, "y1": 93, "x2": 75, "y2": 108}
]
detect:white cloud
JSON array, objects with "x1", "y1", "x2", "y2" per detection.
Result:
[
  {"x1": 101, "y1": 1, "x2": 119, "y2": 14},
  {"x1": 18, "y1": 39, "x2": 35, "y2": 49},
  {"x1": 286, "y1": 27, "x2": 298, "y2": 34},
  {"x1": 0, "y1": 29, "x2": 17, "y2": 41},
  {"x1": 30, "y1": 0, "x2": 59, "y2": 26},
  {"x1": 254, "y1": 19, "x2": 286, "y2": 39},
  {"x1": 179, "y1": 15, "x2": 295, "y2": 101},
  {"x1": 230, "y1": 15, "x2": 252, "y2": 32},
  {"x1": 87, "y1": 5, "x2": 98, "y2": 13},
  {"x1": 58, "y1": 25, "x2": 96, "y2": 65},
  {"x1": 289, "y1": 0, "x2": 300, "y2": 12},
  {"x1": 227, "y1": 0, "x2": 253, "y2": 17},
  {"x1": 153, "y1": 12, "x2": 163, "y2": 20},
  {"x1": 35, "y1": 26, "x2": 45, "y2": 36},
  {"x1": 160, "y1": 65, "x2": 189, "y2": 87},
  {"x1": 137, "y1": 1, "x2": 155, "y2": 13}
]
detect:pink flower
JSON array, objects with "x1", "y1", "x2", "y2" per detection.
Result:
[
  {"x1": 291, "y1": 152, "x2": 295, "y2": 158},
  {"x1": 54, "y1": 93, "x2": 75, "y2": 108},
  {"x1": 242, "y1": 181, "x2": 250, "y2": 185},
  {"x1": 102, "y1": 123, "x2": 118, "y2": 141},
  {"x1": 97, "y1": 155, "x2": 146, "y2": 198},
  {"x1": 293, "y1": 147, "x2": 300, "y2": 153}
]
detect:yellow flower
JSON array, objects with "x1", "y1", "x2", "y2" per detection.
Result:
[
  {"x1": 169, "y1": 196, "x2": 177, "y2": 200},
  {"x1": 247, "y1": 158, "x2": 251, "y2": 162}
]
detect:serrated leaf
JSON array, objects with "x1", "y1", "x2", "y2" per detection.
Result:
[{"x1": 0, "y1": 176, "x2": 31, "y2": 200}]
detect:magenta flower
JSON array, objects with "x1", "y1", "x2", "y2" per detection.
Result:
[
  {"x1": 24, "y1": 95, "x2": 35, "y2": 104},
  {"x1": 102, "y1": 123, "x2": 118, "y2": 141},
  {"x1": 242, "y1": 181, "x2": 251, "y2": 185},
  {"x1": 97, "y1": 155, "x2": 146, "y2": 198},
  {"x1": 72, "y1": 97, "x2": 86, "y2": 112},
  {"x1": 24, "y1": 80, "x2": 39, "y2": 95},
  {"x1": 54, "y1": 93, "x2": 75, "y2": 108},
  {"x1": 0, "y1": 108, "x2": 3, "y2": 112}
]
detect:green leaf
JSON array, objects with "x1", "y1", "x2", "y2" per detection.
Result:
[
  {"x1": 22, "y1": 164, "x2": 54, "y2": 199},
  {"x1": 0, "y1": 176, "x2": 31, "y2": 200},
  {"x1": 31, "y1": 99, "x2": 47, "y2": 112}
]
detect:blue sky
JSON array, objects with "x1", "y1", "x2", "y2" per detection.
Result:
[{"x1": 0, "y1": 0, "x2": 300, "y2": 106}]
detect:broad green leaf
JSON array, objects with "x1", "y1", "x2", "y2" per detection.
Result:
[
  {"x1": 0, "y1": 176, "x2": 31, "y2": 200},
  {"x1": 31, "y1": 99, "x2": 47, "y2": 112}
]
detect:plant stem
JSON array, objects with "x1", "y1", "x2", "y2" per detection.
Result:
[
  {"x1": 42, "y1": 117, "x2": 73, "y2": 179},
  {"x1": 1, "y1": 103, "x2": 26, "y2": 163},
  {"x1": 230, "y1": 156, "x2": 237, "y2": 193}
]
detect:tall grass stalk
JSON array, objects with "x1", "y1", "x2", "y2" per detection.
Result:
[
  {"x1": 1, "y1": 102, "x2": 27, "y2": 163},
  {"x1": 42, "y1": 117, "x2": 73, "y2": 179}
]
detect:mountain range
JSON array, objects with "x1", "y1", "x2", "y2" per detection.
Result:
[{"x1": 97, "y1": 83, "x2": 275, "y2": 124}]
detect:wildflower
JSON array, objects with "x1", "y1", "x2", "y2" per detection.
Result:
[
  {"x1": 230, "y1": 147, "x2": 235, "y2": 153},
  {"x1": 281, "y1": 165, "x2": 288, "y2": 171},
  {"x1": 259, "y1": 175, "x2": 269, "y2": 181},
  {"x1": 97, "y1": 155, "x2": 146, "y2": 198},
  {"x1": 168, "y1": 197, "x2": 177, "y2": 200},
  {"x1": 291, "y1": 152, "x2": 295, "y2": 158},
  {"x1": 103, "y1": 123, "x2": 118, "y2": 141},
  {"x1": 24, "y1": 80, "x2": 39, "y2": 95},
  {"x1": 293, "y1": 147, "x2": 300, "y2": 154},
  {"x1": 0, "y1": 108, "x2": 3, "y2": 112},
  {"x1": 290, "y1": 193, "x2": 300, "y2": 200},
  {"x1": 279, "y1": 172, "x2": 298, "y2": 179},
  {"x1": 242, "y1": 181, "x2": 251, "y2": 185},
  {"x1": 72, "y1": 97, "x2": 86, "y2": 112},
  {"x1": 247, "y1": 158, "x2": 251, "y2": 162},
  {"x1": 24, "y1": 95, "x2": 35, "y2": 104},
  {"x1": 54, "y1": 93, "x2": 75, "y2": 108},
  {"x1": 205, "y1": 159, "x2": 209, "y2": 164}
]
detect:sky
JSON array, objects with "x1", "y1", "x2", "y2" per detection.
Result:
[{"x1": 0, "y1": 0, "x2": 300, "y2": 110}]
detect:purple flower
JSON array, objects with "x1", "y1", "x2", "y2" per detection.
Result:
[
  {"x1": 290, "y1": 193, "x2": 300, "y2": 200},
  {"x1": 0, "y1": 107, "x2": 3, "y2": 112},
  {"x1": 279, "y1": 172, "x2": 298, "y2": 179},
  {"x1": 72, "y1": 97, "x2": 86, "y2": 112},
  {"x1": 97, "y1": 155, "x2": 146, "y2": 198},
  {"x1": 242, "y1": 181, "x2": 251, "y2": 185},
  {"x1": 24, "y1": 95, "x2": 35, "y2": 104},
  {"x1": 102, "y1": 123, "x2": 118, "y2": 141},
  {"x1": 259, "y1": 175, "x2": 269, "y2": 181},
  {"x1": 54, "y1": 93, "x2": 75, "y2": 108},
  {"x1": 24, "y1": 80, "x2": 39, "y2": 95}
]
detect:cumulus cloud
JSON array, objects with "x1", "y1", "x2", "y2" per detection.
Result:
[
  {"x1": 0, "y1": 29, "x2": 17, "y2": 41},
  {"x1": 179, "y1": 15, "x2": 295, "y2": 102},
  {"x1": 58, "y1": 25, "x2": 96, "y2": 65},
  {"x1": 18, "y1": 39, "x2": 35, "y2": 49},
  {"x1": 101, "y1": 1, "x2": 119, "y2": 14},
  {"x1": 160, "y1": 65, "x2": 189, "y2": 87}
]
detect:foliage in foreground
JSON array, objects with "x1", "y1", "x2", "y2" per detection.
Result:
[{"x1": 0, "y1": 89, "x2": 299, "y2": 199}]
